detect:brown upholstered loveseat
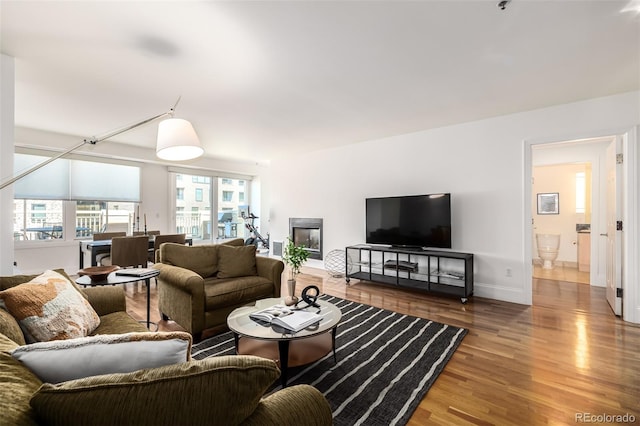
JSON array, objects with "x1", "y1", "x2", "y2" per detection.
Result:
[
  {"x1": 154, "y1": 240, "x2": 284, "y2": 341},
  {"x1": 0, "y1": 271, "x2": 332, "y2": 426}
]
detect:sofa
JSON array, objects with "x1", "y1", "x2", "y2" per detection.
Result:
[
  {"x1": 0, "y1": 270, "x2": 332, "y2": 426},
  {"x1": 154, "y1": 240, "x2": 285, "y2": 341}
]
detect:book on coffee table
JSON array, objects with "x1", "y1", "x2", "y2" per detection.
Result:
[
  {"x1": 115, "y1": 268, "x2": 158, "y2": 278},
  {"x1": 250, "y1": 304, "x2": 322, "y2": 332}
]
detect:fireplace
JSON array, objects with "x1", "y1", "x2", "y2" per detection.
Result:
[{"x1": 289, "y1": 218, "x2": 323, "y2": 260}]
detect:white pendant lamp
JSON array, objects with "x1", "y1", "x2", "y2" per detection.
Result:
[{"x1": 156, "y1": 118, "x2": 204, "y2": 161}]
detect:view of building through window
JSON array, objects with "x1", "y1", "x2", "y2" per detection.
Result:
[
  {"x1": 76, "y1": 201, "x2": 135, "y2": 235},
  {"x1": 13, "y1": 200, "x2": 135, "y2": 240},
  {"x1": 13, "y1": 199, "x2": 64, "y2": 240},
  {"x1": 174, "y1": 173, "x2": 250, "y2": 241}
]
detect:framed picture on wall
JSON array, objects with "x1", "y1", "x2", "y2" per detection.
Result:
[{"x1": 537, "y1": 193, "x2": 559, "y2": 215}]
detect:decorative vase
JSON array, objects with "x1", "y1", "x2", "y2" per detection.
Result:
[{"x1": 285, "y1": 278, "x2": 298, "y2": 306}]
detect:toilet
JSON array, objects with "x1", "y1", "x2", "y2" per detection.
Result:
[{"x1": 536, "y1": 234, "x2": 560, "y2": 270}]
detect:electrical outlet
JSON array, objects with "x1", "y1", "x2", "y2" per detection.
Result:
[{"x1": 505, "y1": 268, "x2": 512, "y2": 277}]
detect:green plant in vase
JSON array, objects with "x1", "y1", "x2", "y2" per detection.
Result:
[{"x1": 282, "y1": 237, "x2": 309, "y2": 305}]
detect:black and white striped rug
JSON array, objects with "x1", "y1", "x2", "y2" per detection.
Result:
[{"x1": 192, "y1": 295, "x2": 467, "y2": 426}]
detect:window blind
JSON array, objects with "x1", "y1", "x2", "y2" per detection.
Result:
[{"x1": 14, "y1": 153, "x2": 141, "y2": 202}]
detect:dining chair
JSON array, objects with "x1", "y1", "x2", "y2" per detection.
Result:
[
  {"x1": 100, "y1": 235, "x2": 150, "y2": 270},
  {"x1": 93, "y1": 232, "x2": 126, "y2": 266},
  {"x1": 131, "y1": 230, "x2": 162, "y2": 261},
  {"x1": 93, "y1": 232, "x2": 127, "y2": 240},
  {"x1": 149, "y1": 233, "x2": 186, "y2": 263}
]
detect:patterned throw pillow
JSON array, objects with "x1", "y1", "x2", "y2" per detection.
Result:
[
  {"x1": 11, "y1": 331, "x2": 192, "y2": 383},
  {"x1": 0, "y1": 270, "x2": 100, "y2": 343}
]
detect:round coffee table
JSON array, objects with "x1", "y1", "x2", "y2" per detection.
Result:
[{"x1": 227, "y1": 297, "x2": 342, "y2": 387}]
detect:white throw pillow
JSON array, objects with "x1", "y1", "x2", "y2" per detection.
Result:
[{"x1": 11, "y1": 331, "x2": 192, "y2": 383}]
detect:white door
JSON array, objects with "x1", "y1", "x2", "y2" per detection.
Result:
[{"x1": 605, "y1": 138, "x2": 623, "y2": 316}]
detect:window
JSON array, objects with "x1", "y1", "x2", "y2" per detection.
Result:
[
  {"x1": 192, "y1": 176, "x2": 210, "y2": 184},
  {"x1": 171, "y1": 172, "x2": 252, "y2": 242},
  {"x1": 576, "y1": 172, "x2": 585, "y2": 214},
  {"x1": 14, "y1": 200, "x2": 64, "y2": 240},
  {"x1": 176, "y1": 207, "x2": 182, "y2": 234},
  {"x1": 174, "y1": 173, "x2": 211, "y2": 240},
  {"x1": 217, "y1": 177, "x2": 248, "y2": 239},
  {"x1": 76, "y1": 201, "x2": 135, "y2": 236},
  {"x1": 31, "y1": 204, "x2": 46, "y2": 223},
  {"x1": 13, "y1": 154, "x2": 141, "y2": 242}
]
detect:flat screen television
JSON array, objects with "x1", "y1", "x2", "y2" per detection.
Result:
[{"x1": 366, "y1": 193, "x2": 451, "y2": 249}]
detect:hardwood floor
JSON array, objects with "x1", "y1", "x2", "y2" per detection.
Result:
[
  {"x1": 124, "y1": 267, "x2": 640, "y2": 425},
  {"x1": 532, "y1": 263, "x2": 590, "y2": 285}
]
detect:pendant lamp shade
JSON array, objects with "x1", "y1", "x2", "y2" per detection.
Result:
[{"x1": 156, "y1": 118, "x2": 204, "y2": 161}]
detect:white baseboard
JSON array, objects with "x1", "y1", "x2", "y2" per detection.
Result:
[{"x1": 474, "y1": 281, "x2": 531, "y2": 305}]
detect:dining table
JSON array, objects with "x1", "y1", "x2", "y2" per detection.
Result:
[{"x1": 78, "y1": 235, "x2": 192, "y2": 269}]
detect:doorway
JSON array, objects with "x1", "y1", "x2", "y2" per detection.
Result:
[
  {"x1": 530, "y1": 137, "x2": 613, "y2": 291},
  {"x1": 531, "y1": 161, "x2": 592, "y2": 285},
  {"x1": 524, "y1": 129, "x2": 640, "y2": 322}
]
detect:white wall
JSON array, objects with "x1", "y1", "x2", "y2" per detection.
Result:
[
  {"x1": 266, "y1": 91, "x2": 640, "y2": 306},
  {"x1": 0, "y1": 55, "x2": 15, "y2": 274}
]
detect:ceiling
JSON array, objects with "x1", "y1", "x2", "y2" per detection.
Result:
[{"x1": 1, "y1": 1, "x2": 639, "y2": 164}]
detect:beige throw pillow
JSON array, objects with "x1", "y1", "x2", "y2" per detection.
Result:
[
  {"x1": 11, "y1": 331, "x2": 192, "y2": 383},
  {"x1": 0, "y1": 270, "x2": 100, "y2": 343},
  {"x1": 217, "y1": 244, "x2": 258, "y2": 278}
]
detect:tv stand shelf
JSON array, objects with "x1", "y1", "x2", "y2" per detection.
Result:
[{"x1": 345, "y1": 245, "x2": 473, "y2": 303}]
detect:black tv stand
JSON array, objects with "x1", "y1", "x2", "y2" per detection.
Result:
[{"x1": 345, "y1": 244, "x2": 473, "y2": 303}]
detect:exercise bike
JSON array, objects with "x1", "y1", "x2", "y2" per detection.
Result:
[{"x1": 241, "y1": 209, "x2": 269, "y2": 249}]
